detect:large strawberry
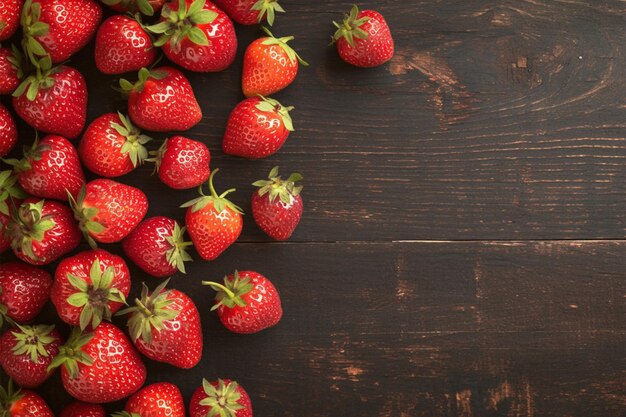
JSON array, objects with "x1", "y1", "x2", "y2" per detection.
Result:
[
  {"x1": 60, "y1": 402, "x2": 106, "y2": 417},
  {"x1": 0, "y1": 46, "x2": 22, "y2": 94},
  {"x1": 0, "y1": 0, "x2": 23, "y2": 41},
  {"x1": 0, "y1": 262, "x2": 51, "y2": 326},
  {"x1": 118, "y1": 280, "x2": 202, "y2": 368},
  {"x1": 251, "y1": 166, "x2": 303, "y2": 240},
  {"x1": 0, "y1": 103, "x2": 17, "y2": 157},
  {"x1": 222, "y1": 96, "x2": 294, "y2": 159},
  {"x1": 0, "y1": 380, "x2": 55, "y2": 417},
  {"x1": 189, "y1": 379, "x2": 252, "y2": 417},
  {"x1": 149, "y1": 135, "x2": 210, "y2": 190},
  {"x1": 332, "y1": 5, "x2": 394, "y2": 68},
  {"x1": 79, "y1": 112, "x2": 152, "y2": 178},
  {"x1": 94, "y1": 15, "x2": 157, "y2": 75},
  {"x1": 181, "y1": 169, "x2": 243, "y2": 261},
  {"x1": 148, "y1": 0, "x2": 237, "y2": 72},
  {"x1": 51, "y1": 249, "x2": 130, "y2": 330},
  {"x1": 242, "y1": 27, "x2": 307, "y2": 97},
  {"x1": 0, "y1": 171, "x2": 26, "y2": 254},
  {"x1": 122, "y1": 216, "x2": 192, "y2": 277},
  {"x1": 48, "y1": 323, "x2": 147, "y2": 403},
  {"x1": 214, "y1": 0, "x2": 284, "y2": 26},
  {"x1": 203, "y1": 270, "x2": 282, "y2": 334},
  {"x1": 101, "y1": 0, "x2": 166, "y2": 16},
  {"x1": 0, "y1": 323, "x2": 63, "y2": 388},
  {"x1": 117, "y1": 382, "x2": 185, "y2": 417},
  {"x1": 120, "y1": 66, "x2": 202, "y2": 132},
  {"x1": 6, "y1": 198, "x2": 81, "y2": 265}
]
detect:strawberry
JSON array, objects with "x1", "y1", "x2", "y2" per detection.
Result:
[
  {"x1": 332, "y1": 5, "x2": 394, "y2": 68},
  {"x1": 68, "y1": 179, "x2": 148, "y2": 247},
  {"x1": 222, "y1": 96, "x2": 294, "y2": 159},
  {"x1": 122, "y1": 216, "x2": 192, "y2": 277},
  {"x1": 0, "y1": 103, "x2": 17, "y2": 157},
  {"x1": 0, "y1": 170, "x2": 26, "y2": 254},
  {"x1": 149, "y1": 135, "x2": 210, "y2": 189},
  {"x1": 214, "y1": 0, "x2": 284, "y2": 26},
  {"x1": 79, "y1": 112, "x2": 152, "y2": 178},
  {"x1": 95, "y1": 15, "x2": 157, "y2": 75},
  {"x1": 203, "y1": 270, "x2": 282, "y2": 334},
  {"x1": 0, "y1": 261, "x2": 52, "y2": 326},
  {"x1": 101, "y1": 0, "x2": 166, "y2": 16},
  {"x1": 6, "y1": 198, "x2": 81, "y2": 265},
  {"x1": 251, "y1": 166, "x2": 303, "y2": 240},
  {"x1": 0, "y1": 0, "x2": 23, "y2": 41},
  {"x1": 180, "y1": 169, "x2": 243, "y2": 261},
  {"x1": 0, "y1": 380, "x2": 54, "y2": 417},
  {"x1": 114, "y1": 382, "x2": 185, "y2": 417},
  {"x1": 51, "y1": 249, "x2": 130, "y2": 330},
  {"x1": 148, "y1": 0, "x2": 237, "y2": 72},
  {"x1": 0, "y1": 46, "x2": 22, "y2": 94},
  {"x1": 241, "y1": 27, "x2": 307, "y2": 97},
  {"x1": 118, "y1": 280, "x2": 202, "y2": 369},
  {"x1": 0, "y1": 323, "x2": 63, "y2": 388},
  {"x1": 120, "y1": 66, "x2": 202, "y2": 132},
  {"x1": 48, "y1": 323, "x2": 147, "y2": 403},
  {"x1": 60, "y1": 402, "x2": 106, "y2": 417},
  {"x1": 189, "y1": 379, "x2": 252, "y2": 417}
]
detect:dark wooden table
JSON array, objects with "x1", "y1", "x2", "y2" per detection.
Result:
[{"x1": 1, "y1": 1, "x2": 625, "y2": 416}]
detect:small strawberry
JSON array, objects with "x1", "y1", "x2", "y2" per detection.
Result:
[
  {"x1": 101, "y1": 0, "x2": 166, "y2": 16},
  {"x1": 0, "y1": 380, "x2": 55, "y2": 417},
  {"x1": 79, "y1": 112, "x2": 152, "y2": 178},
  {"x1": 0, "y1": 261, "x2": 52, "y2": 326},
  {"x1": 332, "y1": 5, "x2": 394, "y2": 68},
  {"x1": 0, "y1": 0, "x2": 23, "y2": 41},
  {"x1": 222, "y1": 96, "x2": 294, "y2": 159},
  {"x1": 0, "y1": 323, "x2": 63, "y2": 388},
  {"x1": 68, "y1": 179, "x2": 149, "y2": 247},
  {"x1": 118, "y1": 280, "x2": 202, "y2": 369},
  {"x1": 242, "y1": 27, "x2": 307, "y2": 97},
  {"x1": 51, "y1": 249, "x2": 130, "y2": 330},
  {"x1": 115, "y1": 382, "x2": 185, "y2": 417},
  {"x1": 48, "y1": 323, "x2": 147, "y2": 403},
  {"x1": 148, "y1": 0, "x2": 237, "y2": 72},
  {"x1": 95, "y1": 15, "x2": 157, "y2": 75},
  {"x1": 0, "y1": 46, "x2": 22, "y2": 94},
  {"x1": 214, "y1": 0, "x2": 284, "y2": 26},
  {"x1": 60, "y1": 402, "x2": 106, "y2": 417},
  {"x1": 189, "y1": 379, "x2": 252, "y2": 417},
  {"x1": 6, "y1": 198, "x2": 81, "y2": 265},
  {"x1": 251, "y1": 166, "x2": 302, "y2": 240},
  {"x1": 120, "y1": 66, "x2": 202, "y2": 132},
  {"x1": 149, "y1": 135, "x2": 210, "y2": 189},
  {"x1": 180, "y1": 169, "x2": 243, "y2": 261},
  {"x1": 0, "y1": 103, "x2": 17, "y2": 157},
  {"x1": 203, "y1": 270, "x2": 282, "y2": 334},
  {"x1": 0, "y1": 170, "x2": 25, "y2": 253},
  {"x1": 122, "y1": 216, "x2": 192, "y2": 277}
]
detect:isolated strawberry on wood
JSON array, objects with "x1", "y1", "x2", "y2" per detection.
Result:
[
  {"x1": 0, "y1": 380, "x2": 55, "y2": 417},
  {"x1": 189, "y1": 378, "x2": 253, "y2": 417},
  {"x1": 60, "y1": 402, "x2": 106, "y2": 417},
  {"x1": 148, "y1": 135, "x2": 211, "y2": 190},
  {"x1": 0, "y1": 261, "x2": 52, "y2": 326},
  {"x1": 0, "y1": 0, "x2": 23, "y2": 41},
  {"x1": 214, "y1": 0, "x2": 284, "y2": 26},
  {"x1": 0, "y1": 104, "x2": 17, "y2": 157}
]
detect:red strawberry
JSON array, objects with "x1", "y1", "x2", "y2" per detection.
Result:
[
  {"x1": 0, "y1": 324, "x2": 63, "y2": 388},
  {"x1": 101, "y1": 0, "x2": 166, "y2": 16},
  {"x1": 0, "y1": 46, "x2": 22, "y2": 94},
  {"x1": 251, "y1": 166, "x2": 303, "y2": 240},
  {"x1": 79, "y1": 112, "x2": 152, "y2": 178},
  {"x1": 242, "y1": 27, "x2": 307, "y2": 97},
  {"x1": 0, "y1": 380, "x2": 54, "y2": 417},
  {"x1": 51, "y1": 249, "x2": 130, "y2": 330},
  {"x1": 120, "y1": 66, "x2": 202, "y2": 132},
  {"x1": 95, "y1": 15, "x2": 157, "y2": 75},
  {"x1": 203, "y1": 270, "x2": 282, "y2": 334},
  {"x1": 149, "y1": 135, "x2": 210, "y2": 189},
  {"x1": 332, "y1": 5, "x2": 394, "y2": 68},
  {"x1": 122, "y1": 216, "x2": 192, "y2": 277},
  {"x1": 214, "y1": 0, "x2": 284, "y2": 25},
  {"x1": 189, "y1": 379, "x2": 252, "y2": 417},
  {"x1": 118, "y1": 280, "x2": 202, "y2": 369},
  {"x1": 6, "y1": 198, "x2": 81, "y2": 265},
  {"x1": 0, "y1": 0, "x2": 23, "y2": 41},
  {"x1": 148, "y1": 0, "x2": 237, "y2": 72},
  {"x1": 181, "y1": 169, "x2": 243, "y2": 261},
  {"x1": 49, "y1": 323, "x2": 147, "y2": 403},
  {"x1": 60, "y1": 402, "x2": 106, "y2": 417},
  {"x1": 222, "y1": 96, "x2": 294, "y2": 159},
  {"x1": 68, "y1": 179, "x2": 148, "y2": 247},
  {"x1": 117, "y1": 382, "x2": 185, "y2": 417},
  {"x1": 0, "y1": 103, "x2": 17, "y2": 157},
  {"x1": 0, "y1": 261, "x2": 52, "y2": 326}
]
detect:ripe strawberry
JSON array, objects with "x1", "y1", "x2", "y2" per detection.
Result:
[
  {"x1": 189, "y1": 379, "x2": 252, "y2": 417},
  {"x1": 51, "y1": 249, "x2": 130, "y2": 330},
  {"x1": 203, "y1": 270, "x2": 282, "y2": 334},
  {"x1": 95, "y1": 15, "x2": 157, "y2": 75},
  {"x1": 214, "y1": 0, "x2": 284, "y2": 26},
  {"x1": 79, "y1": 112, "x2": 152, "y2": 178},
  {"x1": 181, "y1": 169, "x2": 243, "y2": 261},
  {"x1": 49, "y1": 323, "x2": 147, "y2": 403},
  {"x1": 148, "y1": 0, "x2": 237, "y2": 72},
  {"x1": 0, "y1": 261, "x2": 51, "y2": 326},
  {"x1": 149, "y1": 135, "x2": 210, "y2": 189},
  {"x1": 116, "y1": 382, "x2": 185, "y2": 417},
  {"x1": 120, "y1": 66, "x2": 202, "y2": 132},
  {"x1": 68, "y1": 179, "x2": 148, "y2": 247},
  {"x1": 242, "y1": 27, "x2": 307, "y2": 97},
  {"x1": 118, "y1": 280, "x2": 202, "y2": 368},
  {"x1": 6, "y1": 198, "x2": 81, "y2": 265},
  {"x1": 222, "y1": 96, "x2": 294, "y2": 159},
  {"x1": 101, "y1": 0, "x2": 166, "y2": 16},
  {"x1": 0, "y1": 46, "x2": 22, "y2": 94},
  {"x1": 60, "y1": 402, "x2": 106, "y2": 417},
  {"x1": 0, "y1": 323, "x2": 63, "y2": 388},
  {"x1": 332, "y1": 5, "x2": 394, "y2": 68},
  {"x1": 0, "y1": 103, "x2": 17, "y2": 157},
  {"x1": 122, "y1": 216, "x2": 192, "y2": 277},
  {"x1": 251, "y1": 166, "x2": 303, "y2": 240},
  {"x1": 0, "y1": 0, "x2": 23, "y2": 41},
  {"x1": 0, "y1": 380, "x2": 54, "y2": 417}
]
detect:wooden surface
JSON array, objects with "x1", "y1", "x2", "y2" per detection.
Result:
[{"x1": 1, "y1": 0, "x2": 625, "y2": 416}]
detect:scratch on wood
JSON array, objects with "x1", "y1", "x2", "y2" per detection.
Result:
[{"x1": 456, "y1": 389, "x2": 473, "y2": 417}]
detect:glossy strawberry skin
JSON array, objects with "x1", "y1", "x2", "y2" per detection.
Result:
[
  {"x1": 125, "y1": 382, "x2": 185, "y2": 417},
  {"x1": 106, "y1": 0, "x2": 166, "y2": 14},
  {"x1": 0, "y1": 47, "x2": 20, "y2": 94},
  {"x1": 242, "y1": 37, "x2": 298, "y2": 97},
  {"x1": 6, "y1": 389, "x2": 55, "y2": 417},
  {"x1": 157, "y1": 136, "x2": 210, "y2": 189},
  {"x1": 0, "y1": 0, "x2": 22, "y2": 41},
  {"x1": 189, "y1": 379, "x2": 253, "y2": 417},
  {"x1": 0, "y1": 262, "x2": 52, "y2": 323},
  {"x1": 214, "y1": 0, "x2": 263, "y2": 25},
  {"x1": 122, "y1": 216, "x2": 180, "y2": 277},
  {"x1": 185, "y1": 202, "x2": 242, "y2": 261},
  {"x1": 95, "y1": 15, "x2": 157, "y2": 75},
  {"x1": 251, "y1": 191, "x2": 302, "y2": 240},
  {"x1": 336, "y1": 10, "x2": 394, "y2": 68},
  {"x1": 0, "y1": 103, "x2": 17, "y2": 157},
  {"x1": 59, "y1": 402, "x2": 106, "y2": 417}
]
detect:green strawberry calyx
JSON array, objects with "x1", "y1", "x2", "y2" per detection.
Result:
[
  {"x1": 166, "y1": 221, "x2": 193, "y2": 273},
  {"x1": 111, "y1": 112, "x2": 152, "y2": 167},
  {"x1": 332, "y1": 4, "x2": 370, "y2": 48},
  {"x1": 119, "y1": 67, "x2": 168, "y2": 95},
  {"x1": 3, "y1": 134, "x2": 52, "y2": 173},
  {"x1": 202, "y1": 270, "x2": 253, "y2": 311},
  {"x1": 6, "y1": 200, "x2": 55, "y2": 262},
  {"x1": 180, "y1": 169, "x2": 244, "y2": 215},
  {"x1": 252, "y1": 166, "x2": 303, "y2": 204},
  {"x1": 11, "y1": 56, "x2": 63, "y2": 102},
  {"x1": 0, "y1": 170, "x2": 27, "y2": 217},
  {"x1": 0, "y1": 380, "x2": 25, "y2": 416},
  {"x1": 10, "y1": 323, "x2": 56, "y2": 363},
  {"x1": 47, "y1": 327, "x2": 94, "y2": 378},
  {"x1": 147, "y1": 0, "x2": 218, "y2": 50},
  {"x1": 255, "y1": 95, "x2": 295, "y2": 132},
  {"x1": 145, "y1": 137, "x2": 170, "y2": 174},
  {"x1": 102, "y1": 0, "x2": 157, "y2": 16},
  {"x1": 251, "y1": 0, "x2": 285, "y2": 26},
  {"x1": 198, "y1": 379, "x2": 246, "y2": 417},
  {"x1": 67, "y1": 185, "x2": 106, "y2": 249},
  {"x1": 260, "y1": 26, "x2": 308, "y2": 66},
  {"x1": 20, "y1": 0, "x2": 51, "y2": 66},
  {"x1": 111, "y1": 412, "x2": 142, "y2": 417},
  {"x1": 2, "y1": 44, "x2": 26, "y2": 81}
]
